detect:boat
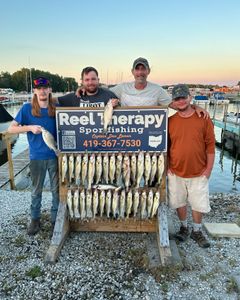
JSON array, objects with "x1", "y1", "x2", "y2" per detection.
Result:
[
  {"x1": 226, "y1": 112, "x2": 240, "y2": 124},
  {"x1": 210, "y1": 92, "x2": 230, "y2": 105},
  {"x1": 193, "y1": 95, "x2": 210, "y2": 105}
]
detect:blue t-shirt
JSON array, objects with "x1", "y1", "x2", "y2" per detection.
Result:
[{"x1": 15, "y1": 103, "x2": 57, "y2": 160}]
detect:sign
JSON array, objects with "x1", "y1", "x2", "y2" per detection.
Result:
[{"x1": 56, "y1": 107, "x2": 168, "y2": 153}]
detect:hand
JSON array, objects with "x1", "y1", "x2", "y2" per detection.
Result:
[
  {"x1": 75, "y1": 87, "x2": 86, "y2": 97},
  {"x1": 201, "y1": 168, "x2": 212, "y2": 179},
  {"x1": 167, "y1": 169, "x2": 174, "y2": 176},
  {"x1": 195, "y1": 106, "x2": 209, "y2": 119},
  {"x1": 110, "y1": 98, "x2": 120, "y2": 107},
  {"x1": 30, "y1": 125, "x2": 42, "y2": 134}
]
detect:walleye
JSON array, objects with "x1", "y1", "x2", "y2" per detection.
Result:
[
  {"x1": 119, "y1": 189, "x2": 126, "y2": 219},
  {"x1": 92, "y1": 189, "x2": 99, "y2": 219},
  {"x1": 149, "y1": 153, "x2": 157, "y2": 186},
  {"x1": 81, "y1": 153, "x2": 88, "y2": 186},
  {"x1": 61, "y1": 154, "x2": 68, "y2": 183},
  {"x1": 115, "y1": 153, "x2": 123, "y2": 185},
  {"x1": 68, "y1": 154, "x2": 74, "y2": 183},
  {"x1": 147, "y1": 189, "x2": 154, "y2": 218},
  {"x1": 126, "y1": 189, "x2": 133, "y2": 218},
  {"x1": 99, "y1": 190, "x2": 106, "y2": 217},
  {"x1": 136, "y1": 152, "x2": 144, "y2": 188},
  {"x1": 140, "y1": 190, "x2": 147, "y2": 219},
  {"x1": 112, "y1": 190, "x2": 119, "y2": 219},
  {"x1": 87, "y1": 154, "x2": 95, "y2": 189},
  {"x1": 67, "y1": 189, "x2": 74, "y2": 219},
  {"x1": 105, "y1": 190, "x2": 112, "y2": 218},
  {"x1": 79, "y1": 189, "x2": 86, "y2": 220},
  {"x1": 151, "y1": 191, "x2": 160, "y2": 218},
  {"x1": 130, "y1": 154, "x2": 137, "y2": 185},
  {"x1": 133, "y1": 190, "x2": 140, "y2": 218},
  {"x1": 92, "y1": 184, "x2": 121, "y2": 191},
  {"x1": 109, "y1": 154, "x2": 116, "y2": 184},
  {"x1": 144, "y1": 152, "x2": 151, "y2": 186},
  {"x1": 103, "y1": 153, "x2": 109, "y2": 184},
  {"x1": 95, "y1": 153, "x2": 102, "y2": 184},
  {"x1": 86, "y1": 190, "x2": 93, "y2": 218},
  {"x1": 103, "y1": 100, "x2": 113, "y2": 133},
  {"x1": 157, "y1": 153, "x2": 165, "y2": 185},
  {"x1": 122, "y1": 154, "x2": 130, "y2": 191},
  {"x1": 75, "y1": 154, "x2": 82, "y2": 185},
  {"x1": 41, "y1": 127, "x2": 58, "y2": 154},
  {"x1": 73, "y1": 189, "x2": 80, "y2": 219}
]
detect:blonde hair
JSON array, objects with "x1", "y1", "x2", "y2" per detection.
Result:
[{"x1": 31, "y1": 93, "x2": 55, "y2": 117}]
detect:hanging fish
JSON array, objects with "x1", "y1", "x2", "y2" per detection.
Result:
[
  {"x1": 95, "y1": 153, "x2": 102, "y2": 184},
  {"x1": 119, "y1": 189, "x2": 126, "y2": 219},
  {"x1": 115, "y1": 153, "x2": 123, "y2": 185},
  {"x1": 103, "y1": 100, "x2": 113, "y2": 133},
  {"x1": 86, "y1": 190, "x2": 93, "y2": 218},
  {"x1": 122, "y1": 154, "x2": 130, "y2": 191},
  {"x1": 92, "y1": 184, "x2": 121, "y2": 191},
  {"x1": 149, "y1": 153, "x2": 157, "y2": 186},
  {"x1": 79, "y1": 189, "x2": 86, "y2": 220},
  {"x1": 157, "y1": 153, "x2": 165, "y2": 185},
  {"x1": 81, "y1": 153, "x2": 88, "y2": 186},
  {"x1": 92, "y1": 189, "x2": 99, "y2": 219},
  {"x1": 105, "y1": 190, "x2": 112, "y2": 218},
  {"x1": 103, "y1": 153, "x2": 109, "y2": 184},
  {"x1": 144, "y1": 152, "x2": 151, "y2": 186},
  {"x1": 151, "y1": 191, "x2": 160, "y2": 218},
  {"x1": 126, "y1": 189, "x2": 133, "y2": 218},
  {"x1": 75, "y1": 154, "x2": 81, "y2": 185},
  {"x1": 130, "y1": 154, "x2": 137, "y2": 185},
  {"x1": 112, "y1": 190, "x2": 119, "y2": 219},
  {"x1": 109, "y1": 154, "x2": 116, "y2": 184},
  {"x1": 73, "y1": 189, "x2": 80, "y2": 219},
  {"x1": 140, "y1": 190, "x2": 147, "y2": 219},
  {"x1": 87, "y1": 154, "x2": 95, "y2": 189},
  {"x1": 61, "y1": 154, "x2": 68, "y2": 183},
  {"x1": 68, "y1": 154, "x2": 74, "y2": 183},
  {"x1": 41, "y1": 127, "x2": 58, "y2": 154},
  {"x1": 136, "y1": 152, "x2": 144, "y2": 188},
  {"x1": 99, "y1": 190, "x2": 106, "y2": 217},
  {"x1": 147, "y1": 189, "x2": 154, "y2": 218},
  {"x1": 133, "y1": 190, "x2": 140, "y2": 218},
  {"x1": 67, "y1": 189, "x2": 74, "y2": 219}
]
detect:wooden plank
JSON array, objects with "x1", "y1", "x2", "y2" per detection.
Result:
[
  {"x1": 70, "y1": 218, "x2": 157, "y2": 232},
  {"x1": 4, "y1": 134, "x2": 15, "y2": 189}
]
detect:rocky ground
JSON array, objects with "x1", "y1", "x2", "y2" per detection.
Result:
[{"x1": 0, "y1": 190, "x2": 239, "y2": 300}]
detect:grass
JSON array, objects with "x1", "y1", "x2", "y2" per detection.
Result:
[
  {"x1": 12, "y1": 234, "x2": 27, "y2": 247},
  {"x1": 25, "y1": 265, "x2": 43, "y2": 279},
  {"x1": 226, "y1": 277, "x2": 239, "y2": 294}
]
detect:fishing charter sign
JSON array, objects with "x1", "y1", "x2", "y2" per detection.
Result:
[{"x1": 56, "y1": 107, "x2": 168, "y2": 153}]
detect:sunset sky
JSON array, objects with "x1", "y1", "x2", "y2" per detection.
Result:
[{"x1": 1, "y1": 0, "x2": 240, "y2": 86}]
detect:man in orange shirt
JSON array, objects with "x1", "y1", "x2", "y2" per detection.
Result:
[{"x1": 168, "y1": 84, "x2": 215, "y2": 248}]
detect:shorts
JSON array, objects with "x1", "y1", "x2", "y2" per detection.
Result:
[{"x1": 167, "y1": 173, "x2": 211, "y2": 213}]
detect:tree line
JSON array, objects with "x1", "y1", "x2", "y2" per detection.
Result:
[{"x1": 0, "y1": 68, "x2": 78, "y2": 92}]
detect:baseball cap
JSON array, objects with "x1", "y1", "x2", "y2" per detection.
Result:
[
  {"x1": 172, "y1": 84, "x2": 190, "y2": 100},
  {"x1": 33, "y1": 77, "x2": 50, "y2": 88},
  {"x1": 132, "y1": 57, "x2": 150, "y2": 70}
]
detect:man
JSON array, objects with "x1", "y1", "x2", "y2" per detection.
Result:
[
  {"x1": 8, "y1": 77, "x2": 59, "y2": 236},
  {"x1": 58, "y1": 66, "x2": 118, "y2": 107},
  {"x1": 168, "y1": 84, "x2": 215, "y2": 248}
]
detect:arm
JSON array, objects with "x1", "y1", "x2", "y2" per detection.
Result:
[
  {"x1": 201, "y1": 153, "x2": 215, "y2": 178},
  {"x1": 202, "y1": 119, "x2": 215, "y2": 178},
  {"x1": 8, "y1": 120, "x2": 42, "y2": 134}
]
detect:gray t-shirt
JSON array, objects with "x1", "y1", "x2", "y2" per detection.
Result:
[
  {"x1": 58, "y1": 87, "x2": 117, "y2": 107},
  {"x1": 110, "y1": 81, "x2": 171, "y2": 106}
]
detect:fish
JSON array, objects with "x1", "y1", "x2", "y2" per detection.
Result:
[
  {"x1": 73, "y1": 189, "x2": 80, "y2": 219},
  {"x1": 103, "y1": 153, "x2": 109, "y2": 184},
  {"x1": 109, "y1": 154, "x2": 116, "y2": 184},
  {"x1": 122, "y1": 154, "x2": 130, "y2": 191},
  {"x1": 103, "y1": 100, "x2": 113, "y2": 133},
  {"x1": 149, "y1": 153, "x2": 157, "y2": 186},
  {"x1": 75, "y1": 154, "x2": 81, "y2": 185},
  {"x1": 61, "y1": 154, "x2": 68, "y2": 183},
  {"x1": 105, "y1": 190, "x2": 112, "y2": 218},
  {"x1": 144, "y1": 152, "x2": 151, "y2": 186},
  {"x1": 68, "y1": 154, "x2": 74, "y2": 183},
  {"x1": 92, "y1": 189, "x2": 99, "y2": 219},
  {"x1": 112, "y1": 190, "x2": 119, "y2": 219},
  {"x1": 115, "y1": 153, "x2": 123, "y2": 185},
  {"x1": 147, "y1": 189, "x2": 154, "y2": 218},
  {"x1": 133, "y1": 190, "x2": 140, "y2": 218},
  {"x1": 99, "y1": 190, "x2": 106, "y2": 217},
  {"x1": 92, "y1": 184, "x2": 121, "y2": 191},
  {"x1": 86, "y1": 190, "x2": 93, "y2": 218},
  {"x1": 81, "y1": 153, "x2": 88, "y2": 186},
  {"x1": 79, "y1": 189, "x2": 86, "y2": 220},
  {"x1": 157, "y1": 153, "x2": 165, "y2": 185},
  {"x1": 151, "y1": 191, "x2": 160, "y2": 218},
  {"x1": 119, "y1": 189, "x2": 126, "y2": 219},
  {"x1": 136, "y1": 152, "x2": 144, "y2": 188},
  {"x1": 140, "y1": 190, "x2": 147, "y2": 219},
  {"x1": 95, "y1": 153, "x2": 102, "y2": 184},
  {"x1": 130, "y1": 154, "x2": 137, "y2": 185},
  {"x1": 67, "y1": 189, "x2": 74, "y2": 219},
  {"x1": 87, "y1": 154, "x2": 95, "y2": 189},
  {"x1": 41, "y1": 127, "x2": 58, "y2": 154},
  {"x1": 126, "y1": 189, "x2": 133, "y2": 218}
]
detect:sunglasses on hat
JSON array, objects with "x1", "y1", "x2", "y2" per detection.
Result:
[{"x1": 33, "y1": 77, "x2": 50, "y2": 88}]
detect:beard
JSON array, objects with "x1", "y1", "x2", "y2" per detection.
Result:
[{"x1": 85, "y1": 85, "x2": 98, "y2": 94}]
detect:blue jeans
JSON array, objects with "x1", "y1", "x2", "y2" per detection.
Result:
[{"x1": 29, "y1": 159, "x2": 59, "y2": 223}]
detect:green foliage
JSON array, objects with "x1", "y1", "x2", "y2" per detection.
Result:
[{"x1": 25, "y1": 265, "x2": 43, "y2": 279}]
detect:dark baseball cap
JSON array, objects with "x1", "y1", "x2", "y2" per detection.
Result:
[
  {"x1": 132, "y1": 57, "x2": 150, "y2": 70},
  {"x1": 172, "y1": 84, "x2": 190, "y2": 99},
  {"x1": 33, "y1": 77, "x2": 50, "y2": 88}
]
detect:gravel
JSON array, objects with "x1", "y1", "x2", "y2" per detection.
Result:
[{"x1": 0, "y1": 190, "x2": 239, "y2": 300}]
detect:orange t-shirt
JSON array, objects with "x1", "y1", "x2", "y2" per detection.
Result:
[{"x1": 168, "y1": 112, "x2": 215, "y2": 178}]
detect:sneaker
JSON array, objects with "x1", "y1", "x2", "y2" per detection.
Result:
[
  {"x1": 175, "y1": 226, "x2": 190, "y2": 242},
  {"x1": 27, "y1": 219, "x2": 40, "y2": 236},
  {"x1": 190, "y1": 230, "x2": 210, "y2": 248}
]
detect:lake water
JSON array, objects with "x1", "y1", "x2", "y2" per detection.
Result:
[{"x1": 1, "y1": 103, "x2": 240, "y2": 194}]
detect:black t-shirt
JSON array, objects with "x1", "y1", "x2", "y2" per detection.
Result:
[{"x1": 58, "y1": 87, "x2": 117, "y2": 107}]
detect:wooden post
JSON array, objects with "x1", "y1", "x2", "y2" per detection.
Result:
[{"x1": 2, "y1": 132, "x2": 16, "y2": 190}]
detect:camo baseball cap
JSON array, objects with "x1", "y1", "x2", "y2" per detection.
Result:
[
  {"x1": 132, "y1": 57, "x2": 150, "y2": 70},
  {"x1": 172, "y1": 84, "x2": 190, "y2": 100}
]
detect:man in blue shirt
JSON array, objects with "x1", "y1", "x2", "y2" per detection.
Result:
[{"x1": 8, "y1": 77, "x2": 59, "y2": 236}]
